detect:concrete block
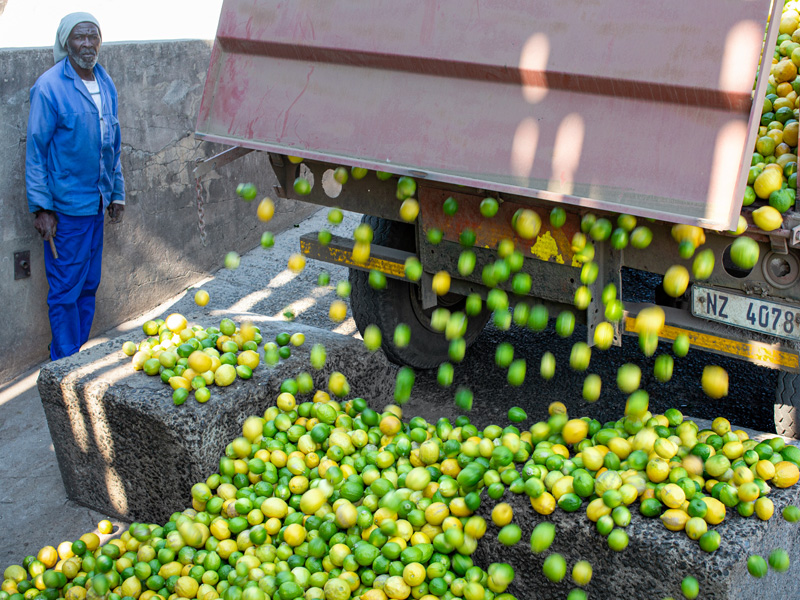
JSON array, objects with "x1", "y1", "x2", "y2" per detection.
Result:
[
  {"x1": 470, "y1": 480, "x2": 800, "y2": 599},
  {"x1": 37, "y1": 312, "x2": 397, "y2": 524}
]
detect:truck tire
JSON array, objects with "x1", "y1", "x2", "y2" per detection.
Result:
[
  {"x1": 349, "y1": 215, "x2": 489, "y2": 369},
  {"x1": 775, "y1": 371, "x2": 800, "y2": 437}
]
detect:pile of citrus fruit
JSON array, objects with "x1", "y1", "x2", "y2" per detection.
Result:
[
  {"x1": 746, "y1": 0, "x2": 800, "y2": 221},
  {"x1": 121, "y1": 315, "x2": 264, "y2": 406},
  {"x1": 3, "y1": 392, "x2": 799, "y2": 600}
]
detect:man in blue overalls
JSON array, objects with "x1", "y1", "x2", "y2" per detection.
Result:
[{"x1": 26, "y1": 13, "x2": 125, "y2": 361}]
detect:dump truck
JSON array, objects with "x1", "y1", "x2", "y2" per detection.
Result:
[{"x1": 194, "y1": 0, "x2": 800, "y2": 434}]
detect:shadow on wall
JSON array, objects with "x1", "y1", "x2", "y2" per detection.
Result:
[{"x1": 0, "y1": 40, "x2": 318, "y2": 385}]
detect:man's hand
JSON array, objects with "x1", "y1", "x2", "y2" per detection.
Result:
[
  {"x1": 108, "y1": 203, "x2": 124, "y2": 224},
  {"x1": 33, "y1": 210, "x2": 58, "y2": 240}
]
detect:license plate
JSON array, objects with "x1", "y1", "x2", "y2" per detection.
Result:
[{"x1": 691, "y1": 285, "x2": 800, "y2": 342}]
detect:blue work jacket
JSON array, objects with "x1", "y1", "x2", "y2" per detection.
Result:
[{"x1": 26, "y1": 57, "x2": 124, "y2": 216}]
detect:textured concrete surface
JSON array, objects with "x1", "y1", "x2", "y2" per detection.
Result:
[
  {"x1": 0, "y1": 40, "x2": 318, "y2": 383},
  {"x1": 37, "y1": 315, "x2": 397, "y2": 524}
]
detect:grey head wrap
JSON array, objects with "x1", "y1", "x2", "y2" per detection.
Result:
[{"x1": 54, "y1": 12, "x2": 101, "y2": 64}]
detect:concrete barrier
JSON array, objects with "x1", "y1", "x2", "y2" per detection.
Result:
[
  {"x1": 36, "y1": 312, "x2": 397, "y2": 524},
  {"x1": 0, "y1": 41, "x2": 317, "y2": 384}
]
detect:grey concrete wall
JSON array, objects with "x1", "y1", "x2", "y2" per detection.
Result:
[{"x1": 0, "y1": 40, "x2": 317, "y2": 384}]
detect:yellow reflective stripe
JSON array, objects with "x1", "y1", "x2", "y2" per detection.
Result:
[
  {"x1": 624, "y1": 317, "x2": 799, "y2": 370},
  {"x1": 300, "y1": 240, "x2": 406, "y2": 278}
]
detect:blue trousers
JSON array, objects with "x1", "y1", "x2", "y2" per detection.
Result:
[{"x1": 43, "y1": 211, "x2": 105, "y2": 360}]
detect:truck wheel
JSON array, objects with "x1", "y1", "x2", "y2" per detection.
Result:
[
  {"x1": 349, "y1": 215, "x2": 489, "y2": 369},
  {"x1": 775, "y1": 371, "x2": 800, "y2": 437}
]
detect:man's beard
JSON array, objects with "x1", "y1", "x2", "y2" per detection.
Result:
[{"x1": 68, "y1": 45, "x2": 98, "y2": 70}]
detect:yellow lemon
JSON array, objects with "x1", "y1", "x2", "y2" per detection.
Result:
[
  {"x1": 660, "y1": 509, "x2": 690, "y2": 532},
  {"x1": 257, "y1": 197, "x2": 275, "y2": 222},
  {"x1": 352, "y1": 241, "x2": 371, "y2": 263},
  {"x1": 662, "y1": 265, "x2": 690, "y2": 298},
  {"x1": 593, "y1": 321, "x2": 615, "y2": 350},
  {"x1": 755, "y1": 496, "x2": 775, "y2": 520},
  {"x1": 431, "y1": 271, "x2": 451, "y2": 296},
  {"x1": 753, "y1": 169, "x2": 783, "y2": 199},
  {"x1": 773, "y1": 461, "x2": 800, "y2": 488},
  {"x1": 188, "y1": 351, "x2": 212, "y2": 373},
  {"x1": 530, "y1": 492, "x2": 556, "y2": 515},
  {"x1": 165, "y1": 313, "x2": 188, "y2": 333},
  {"x1": 562, "y1": 419, "x2": 589, "y2": 445},
  {"x1": 701, "y1": 365, "x2": 729, "y2": 399},
  {"x1": 701, "y1": 497, "x2": 726, "y2": 525},
  {"x1": 752, "y1": 205, "x2": 784, "y2": 231},
  {"x1": 491, "y1": 503, "x2": 513, "y2": 526},
  {"x1": 194, "y1": 289, "x2": 210, "y2": 306},
  {"x1": 399, "y1": 199, "x2": 420, "y2": 222},
  {"x1": 660, "y1": 484, "x2": 686, "y2": 508},
  {"x1": 329, "y1": 300, "x2": 348, "y2": 322},
  {"x1": 287, "y1": 253, "x2": 306, "y2": 273},
  {"x1": 237, "y1": 350, "x2": 260, "y2": 370}
]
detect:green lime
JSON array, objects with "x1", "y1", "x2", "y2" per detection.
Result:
[
  {"x1": 443, "y1": 197, "x2": 458, "y2": 216},
  {"x1": 459, "y1": 228, "x2": 476, "y2": 248},
  {"x1": 508, "y1": 407, "x2": 527, "y2": 423},
  {"x1": 480, "y1": 198, "x2": 499, "y2": 218},
  {"x1": 630, "y1": 226, "x2": 653, "y2": 249},
  {"x1": 596, "y1": 515, "x2": 614, "y2": 536},
  {"x1": 542, "y1": 554, "x2": 567, "y2": 583},
  {"x1": 495, "y1": 343, "x2": 514, "y2": 368},
  {"x1": 173, "y1": 388, "x2": 189, "y2": 406},
  {"x1": 558, "y1": 493, "x2": 582, "y2": 513},
  {"x1": 639, "y1": 498, "x2": 663, "y2": 518},
  {"x1": 328, "y1": 208, "x2": 344, "y2": 224},
  {"x1": 768, "y1": 549, "x2": 790, "y2": 572},
  {"x1": 580, "y1": 213, "x2": 596, "y2": 234},
  {"x1": 528, "y1": 304, "x2": 549, "y2": 331},
  {"x1": 589, "y1": 218, "x2": 613, "y2": 241},
  {"x1": 507, "y1": 359, "x2": 526, "y2": 386},
  {"x1": 293, "y1": 177, "x2": 311, "y2": 195},
  {"x1": 782, "y1": 505, "x2": 800, "y2": 522},
  {"x1": 681, "y1": 576, "x2": 699, "y2": 599},
  {"x1": 550, "y1": 207, "x2": 567, "y2": 228},
  {"x1": 673, "y1": 334, "x2": 690, "y2": 357},
  {"x1": 427, "y1": 228, "x2": 443, "y2": 245},
  {"x1": 454, "y1": 387, "x2": 473, "y2": 411},
  {"x1": 747, "y1": 555, "x2": 768, "y2": 578},
  {"x1": 607, "y1": 528, "x2": 628, "y2": 551},
  {"x1": 260, "y1": 232, "x2": 275, "y2": 248},
  {"x1": 540, "y1": 352, "x2": 556, "y2": 380},
  {"x1": 236, "y1": 182, "x2": 257, "y2": 200},
  {"x1": 497, "y1": 524, "x2": 522, "y2": 546},
  {"x1": 235, "y1": 365, "x2": 253, "y2": 380},
  {"x1": 555, "y1": 311, "x2": 576, "y2": 337},
  {"x1": 195, "y1": 387, "x2": 211, "y2": 403},
  {"x1": 530, "y1": 522, "x2": 556, "y2": 554},
  {"x1": 512, "y1": 272, "x2": 532, "y2": 295},
  {"x1": 458, "y1": 251, "x2": 477, "y2": 276},
  {"x1": 698, "y1": 530, "x2": 720, "y2": 553},
  {"x1": 437, "y1": 362, "x2": 454, "y2": 387}
]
